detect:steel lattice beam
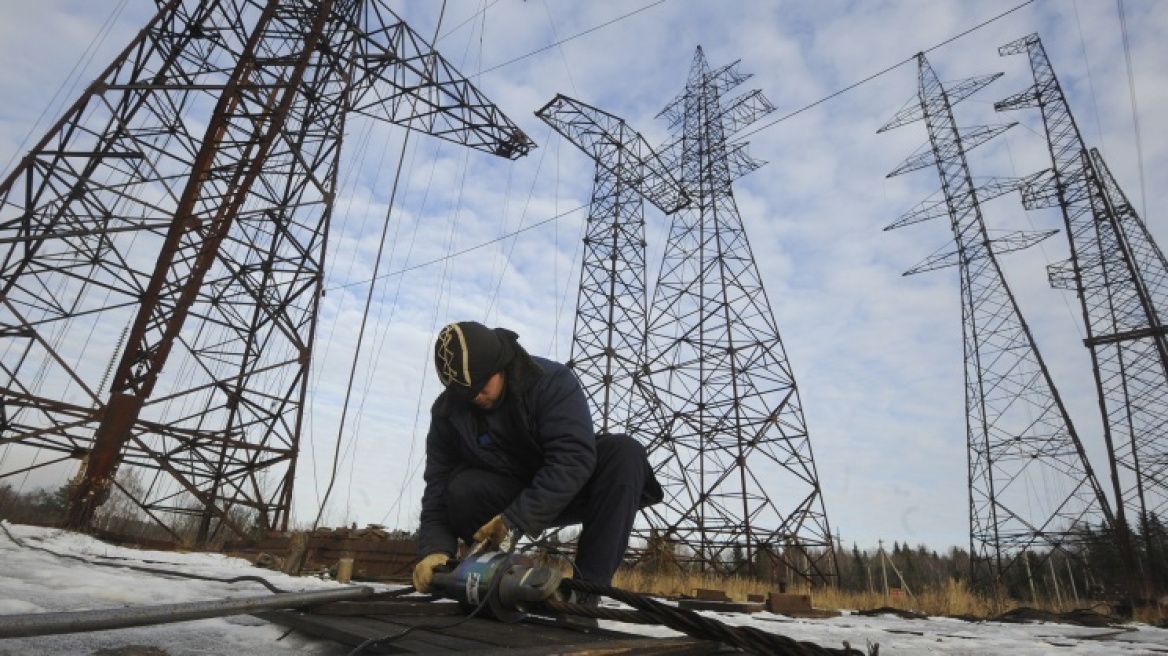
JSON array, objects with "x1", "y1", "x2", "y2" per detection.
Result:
[
  {"x1": 881, "y1": 53, "x2": 1113, "y2": 589},
  {"x1": 998, "y1": 34, "x2": 1168, "y2": 592},
  {"x1": 633, "y1": 48, "x2": 837, "y2": 585},
  {"x1": 0, "y1": 0, "x2": 532, "y2": 544},
  {"x1": 535, "y1": 94, "x2": 685, "y2": 438}
]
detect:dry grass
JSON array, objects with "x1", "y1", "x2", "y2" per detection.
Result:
[
  {"x1": 1134, "y1": 603, "x2": 1168, "y2": 625},
  {"x1": 810, "y1": 578, "x2": 1009, "y2": 617},
  {"x1": 609, "y1": 568, "x2": 1150, "y2": 620},
  {"x1": 613, "y1": 568, "x2": 777, "y2": 601}
]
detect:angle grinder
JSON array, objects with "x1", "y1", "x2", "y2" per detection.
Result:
[{"x1": 430, "y1": 550, "x2": 563, "y2": 622}]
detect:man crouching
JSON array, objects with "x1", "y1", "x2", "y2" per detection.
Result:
[{"x1": 412, "y1": 321, "x2": 663, "y2": 595}]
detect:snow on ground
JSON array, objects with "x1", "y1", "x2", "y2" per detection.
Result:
[{"x1": 0, "y1": 521, "x2": 1165, "y2": 655}]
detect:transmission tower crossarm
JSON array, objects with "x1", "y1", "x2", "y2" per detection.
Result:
[
  {"x1": 887, "y1": 124, "x2": 1015, "y2": 178},
  {"x1": 717, "y1": 89, "x2": 776, "y2": 136},
  {"x1": 656, "y1": 53, "x2": 749, "y2": 128},
  {"x1": 886, "y1": 177, "x2": 1021, "y2": 231},
  {"x1": 536, "y1": 94, "x2": 689, "y2": 214},
  {"x1": 348, "y1": 3, "x2": 534, "y2": 159},
  {"x1": 879, "y1": 72, "x2": 1004, "y2": 132}
]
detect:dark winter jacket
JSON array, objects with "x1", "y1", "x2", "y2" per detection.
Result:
[{"x1": 418, "y1": 346, "x2": 598, "y2": 558}]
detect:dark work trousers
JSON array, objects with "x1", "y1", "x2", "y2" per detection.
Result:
[{"x1": 444, "y1": 433, "x2": 647, "y2": 585}]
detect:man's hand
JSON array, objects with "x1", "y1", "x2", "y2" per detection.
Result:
[
  {"x1": 472, "y1": 514, "x2": 514, "y2": 552},
  {"x1": 412, "y1": 552, "x2": 450, "y2": 593}
]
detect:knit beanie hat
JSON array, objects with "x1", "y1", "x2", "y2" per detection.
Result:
[{"x1": 434, "y1": 321, "x2": 517, "y2": 400}]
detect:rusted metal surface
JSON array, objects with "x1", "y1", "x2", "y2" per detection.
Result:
[
  {"x1": 0, "y1": 0, "x2": 534, "y2": 547},
  {"x1": 255, "y1": 602, "x2": 725, "y2": 655},
  {"x1": 224, "y1": 528, "x2": 416, "y2": 580},
  {"x1": 678, "y1": 599, "x2": 764, "y2": 614}
]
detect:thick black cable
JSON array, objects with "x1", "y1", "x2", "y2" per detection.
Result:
[
  {"x1": 541, "y1": 596, "x2": 654, "y2": 625},
  {"x1": 0, "y1": 522, "x2": 289, "y2": 593},
  {"x1": 558, "y1": 578, "x2": 868, "y2": 656}
]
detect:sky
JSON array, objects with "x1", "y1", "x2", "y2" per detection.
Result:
[
  {"x1": 0, "y1": 0, "x2": 1165, "y2": 554},
  {"x1": 2, "y1": 521, "x2": 1167, "y2": 655}
]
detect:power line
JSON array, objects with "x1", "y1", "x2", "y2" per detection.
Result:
[
  {"x1": 471, "y1": 0, "x2": 668, "y2": 77},
  {"x1": 312, "y1": 2, "x2": 454, "y2": 531},
  {"x1": 324, "y1": 204, "x2": 587, "y2": 293},
  {"x1": 1116, "y1": 0, "x2": 1148, "y2": 219},
  {"x1": 737, "y1": 0, "x2": 1037, "y2": 141},
  {"x1": 332, "y1": 0, "x2": 1038, "y2": 296}
]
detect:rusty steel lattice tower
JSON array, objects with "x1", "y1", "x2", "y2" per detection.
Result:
[
  {"x1": 0, "y1": 0, "x2": 530, "y2": 543},
  {"x1": 625, "y1": 47, "x2": 837, "y2": 583},
  {"x1": 997, "y1": 34, "x2": 1168, "y2": 589},
  {"x1": 880, "y1": 54, "x2": 1113, "y2": 588}
]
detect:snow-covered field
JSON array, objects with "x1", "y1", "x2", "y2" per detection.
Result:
[{"x1": 0, "y1": 522, "x2": 1164, "y2": 655}]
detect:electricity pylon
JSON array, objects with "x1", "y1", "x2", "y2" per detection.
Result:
[
  {"x1": 535, "y1": 94, "x2": 687, "y2": 436},
  {"x1": 535, "y1": 93, "x2": 689, "y2": 566},
  {"x1": 880, "y1": 53, "x2": 1113, "y2": 588},
  {"x1": 997, "y1": 33, "x2": 1168, "y2": 591},
  {"x1": 639, "y1": 47, "x2": 836, "y2": 584},
  {"x1": 0, "y1": 0, "x2": 531, "y2": 543}
]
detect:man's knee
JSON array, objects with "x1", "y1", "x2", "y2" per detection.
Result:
[
  {"x1": 444, "y1": 469, "x2": 522, "y2": 540},
  {"x1": 596, "y1": 433, "x2": 649, "y2": 476}
]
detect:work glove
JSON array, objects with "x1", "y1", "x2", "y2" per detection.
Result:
[
  {"x1": 472, "y1": 513, "x2": 516, "y2": 553},
  {"x1": 412, "y1": 552, "x2": 450, "y2": 594}
]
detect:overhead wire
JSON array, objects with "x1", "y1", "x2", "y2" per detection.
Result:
[
  {"x1": 1115, "y1": 0, "x2": 1148, "y2": 220},
  {"x1": 539, "y1": 0, "x2": 581, "y2": 96},
  {"x1": 340, "y1": 133, "x2": 438, "y2": 522},
  {"x1": 306, "y1": 94, "x2": 396, "y2": 511},
  {"x1": 737, "y1": 0, "x2": 1037, "y2": 141},
  {"x1": 437, "y1": 0, "x2": 502, "y2": 43},
  {"x1": 380, "y1": 2, "x2": 490, "y2": 528},
  {"x1": 323, "y1": 204, "x2": 587, "y2": 294},
  {"x1": 471, "y1": 0, "x2": 669, "y2": 78},
  {"x1": 0, "y1": 0, "x2": 131, "y2": 175},
  {"x1": 311, "y1": 1, "x2": 452, "y2": 531},
  {"x1": 483, "y1": 145, "x2": 520, "y2": 325},
  {"x1": 551, "y1": 200, "x2": 590, "y2": 361},
  {"x1": 321, "y1": 0, "x2": 1043, "y2": 299},
  {"x1": 484, "y1": 128, "x2": 554, "y2": 323},
  {"x1": 1071, "y1": 1, "x2": 1110, "y2": 153},
  {"x1": 539, "y1": 0, "x2": 582, "y2": 361},
  {"x1": 550, "y1": 134, "x2": 562, "y2": 361},
  {"x1": 301, "y1": 30, "x2": 379, "y2": 505}
]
